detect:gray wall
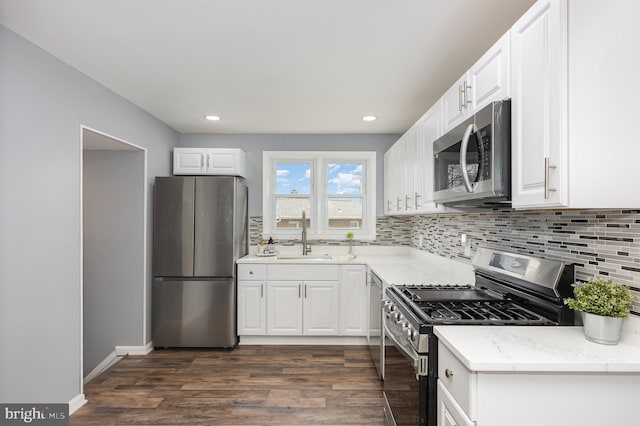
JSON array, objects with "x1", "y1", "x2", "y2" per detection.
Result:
[
  {"x1": 83, "y1": 150, "x2": 145, "y2": 376},
  {"x1": 0, "y1": 26, "x2": 178, "y2": 404},
  {"x1": 179, "y1": 134, "x2": 399, "y2": 216}
]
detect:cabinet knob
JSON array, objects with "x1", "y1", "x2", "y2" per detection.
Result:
[
  {"x1": 249, "y1": 271, "x2": 254, "y2": 275},
  {"x1": 445, "y1": 368, "x2": 454, "y2": 378}
]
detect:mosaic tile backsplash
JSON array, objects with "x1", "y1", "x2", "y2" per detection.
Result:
[{"x1": 250, "y1": 209, "x2": 640, "y2": 315}]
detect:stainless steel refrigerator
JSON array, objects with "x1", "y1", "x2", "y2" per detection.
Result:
[{"x1": 152, "y1": 176, "x2": 247, "y2": 347}]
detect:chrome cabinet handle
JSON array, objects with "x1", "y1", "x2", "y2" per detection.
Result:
[
  {"x1": 445, "y1": 368, "x2": 454, "y2": 378},
  {"x1": 458, "y1": 84, "x2": 464, "y2": 112},
  {"x1": 304, "y1": 284, "x2": 307, "y2": 299},
  {"x1": 405, "y1": 195, "x2": 410, "y2": 210},
  {"x1": 544, "y1": 157, "x2": 557, "y2": 199},
  {"x1": 459, "y1": 123, "x2": 478, "y2": 193},
  {"x1": 387, "y1": 200, "x2": 392, "y2": 212},
  {"x1": 298, "y1": 283, "x2": 301, "y2": 298},
  {"x1": 414, "y1": 192, "x2": 421, "y2": 210},
  {"x1": 463, "y1": 80, "x2": 472, "y2": 107},
  {"x1": 397, "y1": 197, "x2": 402, "y2": 211},
  {"x1": 260, "y1": 283, "x2": 263, "y2": 298}
]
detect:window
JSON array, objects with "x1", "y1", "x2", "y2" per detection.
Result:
[{"x1": 263, "y1": 151, "x2": 376, "y2": 240}]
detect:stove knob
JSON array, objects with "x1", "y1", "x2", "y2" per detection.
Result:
[
  {"x1": 395, "y1": 313, "x2": 405, "y2": 324},
  {"x1": 391, "y1": 312, "x2": 401, "y2": 322},
  {"x1": 384, "y1": 303, "x2": 396, "y2": 314},
  {"x1": 401, "y1": 323, "x2": 411, "y2": 343},
  {"x1": 401, "y1": 325, "x2": 411, "y2": 342},
  {"x1": 410, "y1": 329, "x2": 418, "y2": 343}
]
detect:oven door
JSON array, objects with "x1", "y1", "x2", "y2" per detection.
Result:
[{"x1": 383, "y1": 321, "x2": 428, "y2": 426}]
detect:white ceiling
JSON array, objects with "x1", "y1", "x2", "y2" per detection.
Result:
[{"x1": 0, "y1": 0, "x2": 536, "y2": 134}]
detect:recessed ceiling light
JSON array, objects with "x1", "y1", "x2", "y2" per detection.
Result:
[
  {"x1": 362, "y1": 115, "x2": 377, "y2": 122},
  {"x1": 204, "y1": 115, "x2": 221, "y2": 121}
]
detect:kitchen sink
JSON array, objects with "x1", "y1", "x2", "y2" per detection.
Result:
[
  {"x1": 275, "y1": 254, "x2": 334, "y2": 261},
  {"x1": 273, "y1": 254, "x2": 357, "y2": 262}
]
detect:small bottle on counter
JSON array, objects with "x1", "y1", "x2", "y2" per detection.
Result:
[
  {"x1": 266, "y1": 237, "x2": 275, "y2": 254},
  {"x1": 258, "y1": 235, "x2": 266, "y2": 255}
]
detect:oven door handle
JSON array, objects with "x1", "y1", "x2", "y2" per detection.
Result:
[
  {"x1": 459, "y1": 122, "x2": 478, "y2": 193},
  {"x1": 384, "y1": 322, "x2": 427, "y2": 376}
]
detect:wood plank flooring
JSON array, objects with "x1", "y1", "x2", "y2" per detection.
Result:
[{"x1": 71, "y1": 345, "x2": 384, "y2": 425}]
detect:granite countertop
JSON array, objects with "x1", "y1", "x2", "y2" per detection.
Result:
[{"x1": 434, "y1": 325, "x2": 640, "y2": 373}]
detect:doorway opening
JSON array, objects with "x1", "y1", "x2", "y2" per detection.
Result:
[{"x1": 80, "y1": 127, "x2": 147, "y2": 386}]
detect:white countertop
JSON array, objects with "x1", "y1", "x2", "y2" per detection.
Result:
[
  {"x1": 434, "y1": 325, "x2": 640, "y2": 373},
  {"x1": 237, "y1": 245, "x2": 475, "y2": 286}
]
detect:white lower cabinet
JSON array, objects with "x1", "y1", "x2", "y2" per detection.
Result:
[
  {"x1": 238, "y1": 263, "x2": 345, "y2": 337},
  {"x1": 339, "y1": 265, "x2": 368, "y2": 336},
  {"x1": 302, "y1": 281, "x2": 339, "y2": 335},
  {"x1": 438, "y1": 381, "x2": 474, "y2": 426},
  {"x1": 266, "y1": 281, "x2": 304, "y2": 335},
  {"x1": 237, "y1": 281, "x2": 266, "y2": 335},
  {"x1": 437, "y1": 340, "x2": 640, "y2": 425}
]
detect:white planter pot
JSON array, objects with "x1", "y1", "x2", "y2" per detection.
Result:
[{"x1": 581, "y1": 311, "x2": 623, "y2": 345}]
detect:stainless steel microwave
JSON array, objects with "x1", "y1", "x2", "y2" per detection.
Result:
[{"x1": 433, "y1": 99, "x2": 511, "y2": 206}]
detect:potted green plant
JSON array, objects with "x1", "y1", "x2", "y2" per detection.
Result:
[
  {"x1": 345, "y1": 232, "x2": 355, "y2": 256},
  {"x1": 564, "y1": 278, "x2": 633, "y2": 345}
]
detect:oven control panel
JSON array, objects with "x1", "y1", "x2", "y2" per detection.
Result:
[{"x1": 384, "y1": 299, "x2": 429, "y2": 354}]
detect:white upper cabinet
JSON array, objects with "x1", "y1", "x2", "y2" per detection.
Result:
[
  {"x1": 384, "y1": 101, "x2": 444, "y2": 216},
  {"x1": 511, "y1": 0, "x2": 640, "y2": 209},
  {"x1": 511, "y1": 0, "x2": 567, "y2": 208},
  {"x1": 415, "y1": 101, "x2": 444, "y2": 213},
  {"x1": 173, "y1": 148, "x2": 246, "y2": 177},
  {"x1": 443, "y1": 32, "x2": 511, "y2": 133}
]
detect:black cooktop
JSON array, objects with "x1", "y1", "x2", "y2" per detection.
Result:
[{"x1": 392, "y1": 284, "x2": 555, "y2": 326}]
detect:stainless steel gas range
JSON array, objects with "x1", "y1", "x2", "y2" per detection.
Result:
[{"x1": 382, "y1": 248, "x2": 577, "y2": 426}]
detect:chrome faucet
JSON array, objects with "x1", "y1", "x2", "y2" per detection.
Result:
[{"x1": 301, "y1": 211, "x2": 311, "y2": 255}]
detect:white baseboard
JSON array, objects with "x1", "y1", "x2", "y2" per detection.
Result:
[
  {"x1": 68, "y1": 393, "x2": 87, "y2": 415},
  {"x1": 83, "y1": 350, "x2": 122, "y2": 385},
  {"x1": 115, "y1": 341, "x2": 154, "y2": 356},
  {"x1": 238, "y1": 336, "x2": 368, "y2": 345}
]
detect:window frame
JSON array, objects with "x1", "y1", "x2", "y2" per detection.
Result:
[{"x1": 263, "y1": 151, "x2": 376, "y2": 241}]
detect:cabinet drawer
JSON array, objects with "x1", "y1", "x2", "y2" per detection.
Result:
[
  {"x1": 267, "y1": 264, "x2": 340, "y2": 281},
  {"x1": 237, "y1": 264, "x2": 267, "y2": 281},
  {"x1": 438, "y1": 342, "x2": 475, "y2": 419}
]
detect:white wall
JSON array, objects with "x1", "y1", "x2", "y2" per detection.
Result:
[
  {"x1": 0, "y1": 26, "x2": 178, "y2": 404},
  {"x1": 83, "y1": 149, "x2": 145, "y2": 376}
]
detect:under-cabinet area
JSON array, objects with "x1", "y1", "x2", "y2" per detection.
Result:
[{"x1": 237, "y1": 263, "x2": 368, "y2": 339}]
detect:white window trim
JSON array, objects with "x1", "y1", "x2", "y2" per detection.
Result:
[{"x1": 263, "y1": 151, "x2": 376, "y2": 241}]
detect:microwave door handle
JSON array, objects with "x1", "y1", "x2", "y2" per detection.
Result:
[{"x1": 459, "y1": 123, "x2": 478, "y2": 193}]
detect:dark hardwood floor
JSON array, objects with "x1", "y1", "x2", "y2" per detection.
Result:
[{"x1": 71, "y1": 345, "x2": 385, "y2": 425}]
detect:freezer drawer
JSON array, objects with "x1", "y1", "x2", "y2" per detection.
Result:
[{"x1": 152, "y1": 278, "x2": 236, "y2": 347}]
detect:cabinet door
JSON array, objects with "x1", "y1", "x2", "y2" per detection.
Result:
[
  {"x1": 303, "y1": 281, "x2": 339, "y2": 335},
  {"x1": 401, "y1": 130, "x2": 417, "y2": 214},
  {"x1": 237, "y1": 281, "x2": 266, "y2": 335},
  {"x1": 437, "y1": 381, "x2": 475, "y2": 426},
  {"x1": 173, "y1": 148, "x2": 207, "y2": 175},
  {"x1": 339, "y1": 265, "x2": 368, "y2": 336},
  {"x1": 205, "y1": 148, "x2": 246, "y2": 177},
  {"x1": 267, "y1": 281, "x2": 303, "y2": 335},
  {"x1": 511, "y1": 0, "x2": 568, "y2": 208},
  {"x1": 384, "y1": 143, "x2": 403, "y2": 215},
  {"x1": 415, "y1": 101, "x2": 444, "y2": 213},
  {"x1": 442, "y1": 73, "x2": 471, "y2": 132},
  {"x1": 469, "y1": 32, "x2": 510, "y2": 111}
]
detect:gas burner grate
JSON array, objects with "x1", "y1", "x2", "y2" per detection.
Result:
[{"x1": 419, "y1": 300, "x2": 553, "y2": 325}]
